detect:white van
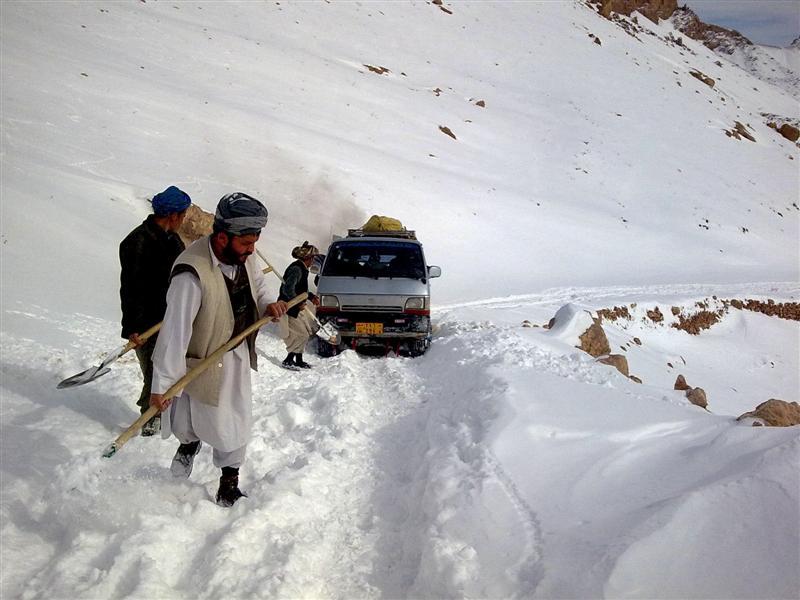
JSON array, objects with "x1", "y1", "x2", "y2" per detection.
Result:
[{"x1": 315, "y1": 228, "x2": 441, "y2": 356}]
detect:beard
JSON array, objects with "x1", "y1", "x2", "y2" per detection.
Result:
[{"x1": 221, "y1": 241, "x2": 251, "y2": 265}]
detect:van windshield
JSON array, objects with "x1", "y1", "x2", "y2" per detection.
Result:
[{"x1": 322, "y1": 241, "x2": 425, "y2": 279}]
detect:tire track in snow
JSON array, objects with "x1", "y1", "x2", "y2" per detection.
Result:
[
  {"x1": 380, "y1": 324, "x2": 545, "y2": 598},
  {"x1": 4, "y1": 314, "x2": 550, "y2": 599}
]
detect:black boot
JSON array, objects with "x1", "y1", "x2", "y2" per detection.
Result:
[
  {"x1": 215, "y1": 467, "x2": 247, "y2": 507},
  {"x1": 282, "y1": 353, "x2": 300, "y2": 371},
  {"x1": 295, "y1": 353, "x2": 312, "y2": 369},
  {"x1": 170, "y1": 440, "x2": 202, "y2": 478}
]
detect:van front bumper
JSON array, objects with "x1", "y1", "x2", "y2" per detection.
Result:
[{"x1": 318, "y1": 311, "x2": 431, "y2": 339}]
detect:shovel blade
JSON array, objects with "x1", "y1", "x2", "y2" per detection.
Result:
[
  {"x1": 102, "y1": 442, "x2": 119, "y2": 459},
  {"x1": 314, "y1": 322, "x2": 340, "y2": 345},
  {"x1": 57, "y1": 366, "x2": 112, "y2": 389}
]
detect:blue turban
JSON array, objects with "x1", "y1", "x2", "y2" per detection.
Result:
[
  {"x1": 152, "y1": 186, "x2": 191, "y2": 216},
  {"x1": 214, "y1": 192, "x2": 269, "y2": 235}
]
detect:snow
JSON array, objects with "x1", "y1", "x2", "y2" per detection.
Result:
[{"x1": 1, "y1": 1, "x2": 799, "y2": 598}]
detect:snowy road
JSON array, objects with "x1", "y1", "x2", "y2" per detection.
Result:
[
  {"x1": 2, "y1": 307, "x2": 544, "y2": 598},
  {"x1": 2, "y1": 284, "x2": 798, "y2": 599}
]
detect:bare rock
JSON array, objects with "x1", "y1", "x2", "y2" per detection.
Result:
[
  {"x1": 672, "y1": 308, "x2": 722, "y2": 334},
  {"x1": 726, "y1": 121, "x2": 756, "y2": 142},
  {"x1": 689, "y1": 69, "x2": 715, "y2": 88},
  {"x1": 672, "y1": 5, "x2": 752, "y2": 53},
  {"x1": 739, "y1": 299, "x2": 800, "y2": 321},
  {"x1": 674, "y1": 374, "x2": 691, "y2": 391},
  {"x1": 178, "y1": 204, "x2": 214, "y2": 246},
  {"x1": 364, "y1": 64, "x2": 390, "y2": 75},
  {"x1": 596, "y1": 0, "x2": 678, "y2": 23},
  {"x1": 778, "y1": 123, "x2": 800, "y2": 142},
  {"x1": 439, "y1": 125, "x2": 457, "y2": 140},
  {"x1": 597, "y1": 305, "x2": 631, "y2": 322},
  {"x1": 686, "y1": 387, "x2": 708, "y2": 408},
  {"x1": 737, "y1": 399, "x2": 800, "y2": 427},
  {"x1": 629, "y1": 375, "x2": 642, "y2": 384},
  {"x1": 598, "y1": 354, "x2": 629, "y2": 377},
  {"x1": 579, "y1": 321, "x2": 611, "y2": 357}
]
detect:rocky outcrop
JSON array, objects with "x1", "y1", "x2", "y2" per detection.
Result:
[
  {"x1": 671, "y1": 7, "x2": 799, "y2": 100},
  {"x1": 689, "y1": 69, "x2": 715, "y2": 88},
  {"x1": 178, "y1": 204, "x2": 214, "y2": 245},
  {"x1": 598, "y1": 354, "x2": 629, "y2": 377},
  {"x1": 672, "y1": 308, "x2": 723, "y2": 334},
  {"x1": 670, "y1": 6, "x2": 751, "y2": 53},
  {"x1": 686, "y1": 387, "x2": 708, "y2": 409},
  {"x1": 738, "y1": 399, "x2": 800, "y2": 427},
  {"x1": 594, "y1": 0, "x2": 678, "y2": 24},
  {"x1": 597, "y1": 305, "x2": 631, "y2": 322},
  {"x1": 777, "y1": 123, "x2": 800, "y2": 142},
  {"x1": 725, "y1": 121, "x2": 756, "y2": 142},
  {"x1": 729, "y1": 299, "x2": 800, "y2": 321},
  {"x1": 439, "y1": 125, "x2": 457, "y2": 140},
  {"x1": 672, "y1": 374, "x2": 707, "y2": 408},
  {"x1": 674, "y1": 374, "x2": 690, "y2": 391},
  {"x1": 579, "y1": 321, "x2": 611, "y2": 357},
  {"x1": 364, "y1": 64, "x2": 390, "y2": 75}
]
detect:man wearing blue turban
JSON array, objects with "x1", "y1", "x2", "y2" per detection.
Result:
[
  {"x1": 149, "y1": 192, "x2": 288, "y2": 507},
  {"x1": 119, "y1": 185, "x2": 192, "y2": 436}
]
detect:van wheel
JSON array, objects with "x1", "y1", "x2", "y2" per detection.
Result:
[
  {"x1": 316, "y1": 337, "x2": 339, "y2": 357},
  {"x1": 407, "y1": 339, "x2": 429, "y2": 357}
]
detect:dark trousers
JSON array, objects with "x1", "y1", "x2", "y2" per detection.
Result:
[{"x1": 134, "y1": 336, "x2": 157, "y2": 415}]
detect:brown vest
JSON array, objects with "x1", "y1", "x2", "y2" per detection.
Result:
[{"x1": 171, "y1": 237, "x2": 260, "y2": 406}]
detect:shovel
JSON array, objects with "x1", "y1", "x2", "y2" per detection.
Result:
[
  {"x1": 255, "y1": 248, "x2": 339, "y2": 345},
  {"x1": 57, "y1": 322, "x2": 162, "y2": 389},
  {"x1": 102, "y1": 293, "x2": 308, "y2": 458},
  {"x1": 58, "y1": 249, "x2": 300, "y2": 390}
]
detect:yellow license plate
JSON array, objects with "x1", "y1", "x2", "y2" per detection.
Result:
[{"x1": 355, "y1": 322, "x2": 383, "y2": 335}]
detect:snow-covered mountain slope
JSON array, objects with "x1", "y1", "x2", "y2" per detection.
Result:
[
  {"x1": 1, "y1": 0, "x2": 798, "y2": 317},
  {"x1": 671, "y1": 6, "x2": 800, "y2": 99},
  {"x1": 761, "y1": 37, "x2": 800, "y2": 74},
  {"x1": 1, "y1": 2, "x2": 798, "y2": 599}
]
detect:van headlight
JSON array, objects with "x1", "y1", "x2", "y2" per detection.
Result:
[
  {"x1": 404, "y1": 297, "x2": 427, "y2": 311},
  {"x1": 320, "y1": 295, "x2": 339, "y2": 309}
]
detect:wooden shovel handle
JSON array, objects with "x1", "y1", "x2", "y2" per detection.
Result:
[
  {"x1": 105, "y1": 293, "x2": 307, "y2": 455},
  {"x1": 256, "y1": 249, "x2": 322, "y2": 322},
  {"x1": 120, "y1": 321, "x2": 163, "y2": 355},
  {"x1": 256, "y1": 249, "x2": 284, "y2": 283}
]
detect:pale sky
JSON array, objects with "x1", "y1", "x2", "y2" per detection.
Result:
[{"x1": 686, "y1": 0, "x2": 800, "y2": 46}]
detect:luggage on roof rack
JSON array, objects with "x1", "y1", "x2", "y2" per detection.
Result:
[
  {"x1": 349, "y1": 215, "x2": 416, "y2": 239},
  {"x1": 347, "y1": 228, "x2": 417, "y2": 240}
]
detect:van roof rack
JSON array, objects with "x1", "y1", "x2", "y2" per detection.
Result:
[{"x1": 346, "y1": 228, "x2": 417, "y2": 240}]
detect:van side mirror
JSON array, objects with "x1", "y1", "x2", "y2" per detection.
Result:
[{"x1": 427, "y1": 265, "x2": 441, "y2": 278}]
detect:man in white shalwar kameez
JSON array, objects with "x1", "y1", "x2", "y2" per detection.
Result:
[{"x1": 150, "y1": 192, "x2": 287, "y2": 507}]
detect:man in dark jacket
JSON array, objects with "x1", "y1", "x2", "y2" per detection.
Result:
[
  {"x1": 278, "y1": 241, "x2": 319, "y2": 369},
  {"x1": 119, "y1": 185, "x2": 191, "y2": 435}
]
